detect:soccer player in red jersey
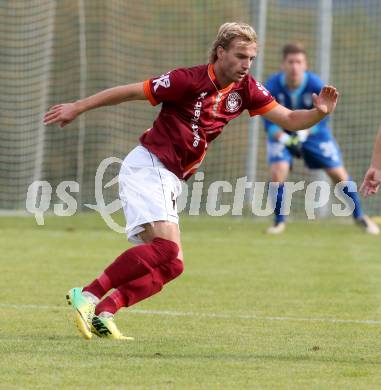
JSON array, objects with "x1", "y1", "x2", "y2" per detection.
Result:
[
  {"x1": 360, "y1": 125, "x2": 381, "y2": 197},
  {"x1": 44, "y1": 22, "x2": 339, "y2": 340}
]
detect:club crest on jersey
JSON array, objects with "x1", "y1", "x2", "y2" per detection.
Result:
[{"x1": 225, "y1": 92, "x2": 242, "y2": 113}]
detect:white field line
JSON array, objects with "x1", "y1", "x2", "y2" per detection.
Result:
[{"x1": 0, "y1": 303, "x2": 380, "y2": 325}]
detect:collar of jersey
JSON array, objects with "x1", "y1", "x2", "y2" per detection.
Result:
[
  {"x1": 280, "y1": 71, "x2": 308, "y2": 97},
  {"x1": 208, "y1": 64, "x2": 235, "y2": 94}
]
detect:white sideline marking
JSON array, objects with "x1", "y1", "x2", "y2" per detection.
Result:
[{"x1": 0, "y1": 303, "x2": 380, "y2": 325}]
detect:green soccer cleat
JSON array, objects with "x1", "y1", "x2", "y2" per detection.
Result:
[
  {"x1": 66, "y1": 287, "x2": 95, "y2": 340},
  {"x1": 91, "y1": 313, "x2": 134, "y2": 340}
]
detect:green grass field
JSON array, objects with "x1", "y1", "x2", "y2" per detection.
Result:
[{"x1": 1, "y1": 213, "x2": 381, "y2": 389}]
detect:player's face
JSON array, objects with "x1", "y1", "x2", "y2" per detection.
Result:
[
  {"x1": 218, "y1": 38, "x2": 257, "y2": 83},
  {"x1": 282, "y1": 53, "x2": 307, "y2": 87}
]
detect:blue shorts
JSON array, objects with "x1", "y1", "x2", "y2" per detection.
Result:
[{"x1": 267, "y1": 135, "x2": 343, "y2": 169}]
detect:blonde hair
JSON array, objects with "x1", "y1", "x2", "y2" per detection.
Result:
[{"x1": 209, "y1": 22, "x2": 257, "y2": 63}]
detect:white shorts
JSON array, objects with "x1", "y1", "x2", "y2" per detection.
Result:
[{"x1": 119, "y1": 145, "x2": 182, "y2": 244}]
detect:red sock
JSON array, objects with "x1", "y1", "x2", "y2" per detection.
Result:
[
  {"x1": 94, "y1": 289, "x2": 126, "y2": 316},
  {"x1": 121, "y1": 258, "x2": 184, "y2": 307},
  {"x1": 95, "y1": 258, "x2": 184, "y2": 315},
  {"x1": 82, "y1": 272, "x2": 112, "y2": 299},
  {"x1": 83, "y1": 238, "x2": 179, "y2": 299}
]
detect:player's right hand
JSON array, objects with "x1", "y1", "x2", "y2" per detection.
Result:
[
  {"x1": 360, "y1": 167, "x2": 381, "y2": 197},
  {"x1": 43, "y1": 103, "x2": 79, "y2": 128}
]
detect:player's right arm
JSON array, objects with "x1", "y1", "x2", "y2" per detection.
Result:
[
  {"x1": 44, "y1": 82, "x2": 145, "y2": 128},
  {"x1": 360, "y1": 125, "x2": 381, "y2": 196}
]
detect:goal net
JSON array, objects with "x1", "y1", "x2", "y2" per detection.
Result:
[{"x1": 0, "y1": 0, "x2": 380, "y2": 218}]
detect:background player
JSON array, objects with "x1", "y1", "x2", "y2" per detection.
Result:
[
  {"x1": 44, "y1": 23, "x2": 339, "y2": 340},
  {"x1": 360, "y1": 125, "x2": 381, "y2": 197},
  {"x1": 263, "y1": 43, "x2": 379, "y2": 235}
]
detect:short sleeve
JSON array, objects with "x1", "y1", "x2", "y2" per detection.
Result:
[
  {"x1": 246, "y1": 76, "x2": 278, "y2": 116},
  {"x1": 143, "y1": 68, "x2": 192, "y2": 106}
]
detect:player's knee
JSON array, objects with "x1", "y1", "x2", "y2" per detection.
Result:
[
  {"x1": 156, "y1": 258, "x2": 184, "y2": 285},
  {"x1": 151, "y1": 237, "x2": 179, "y2": 262},
  {"x1": 151, "y1": 275, "x2": 165, "y2": 294},
  {"x1": 169, "y1": 258, "x2": 184, "y2": 279}
]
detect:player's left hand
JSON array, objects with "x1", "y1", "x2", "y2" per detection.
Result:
[
  {"x1": 312, "y1": 85, "x2": 339, "y2": 115},
  {"x1": 360, "y1": 167, "x2": 381, "y2": 197}
]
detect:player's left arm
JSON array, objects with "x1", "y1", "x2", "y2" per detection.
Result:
[{"x1": 262, "y1": 85, "x2": 339, "y2": 131}]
